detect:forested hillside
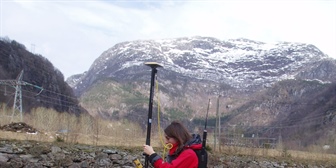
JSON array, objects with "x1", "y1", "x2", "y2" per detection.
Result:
[{"x1": 0, "y1": 37, "x2": 85, "y2": 116}]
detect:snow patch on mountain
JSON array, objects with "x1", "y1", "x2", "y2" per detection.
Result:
[{"x1": 69, "y1": 36, "x2": 333, "y2": 95}]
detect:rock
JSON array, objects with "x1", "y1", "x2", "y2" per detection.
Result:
[
  {"x1": 0, "y1": 139, "x2": 334, "y2": 168},
  {"x1": 0, "y1": 153, "x2": 9, "y2": 162},
  {"x1": 51, "y1": 146, "x2": 62, "y2": 153},
  {"x1": 0, "y1": 122, "x2": 38, "y2": 134}
]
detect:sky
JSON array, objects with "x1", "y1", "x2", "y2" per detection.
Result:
[{"x1": 1, "y1": 0, "x2": 335, "y2": 79}]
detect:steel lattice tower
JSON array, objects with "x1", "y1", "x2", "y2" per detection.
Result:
[{"x1": 0, "y1": 70, "x2": 43, "y2": 122}]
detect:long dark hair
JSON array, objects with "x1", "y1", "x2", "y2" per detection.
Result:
[{"x1": 164, "y1": 121, "x2": 192, "y2": 154}]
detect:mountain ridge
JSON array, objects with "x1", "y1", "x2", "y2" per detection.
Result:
[
  {"x1": 68, "y1": 36, "x2": 333, "y2": 96},
  {"x1": 66, "y1": 36, "x2": 336, "y2": 120}
]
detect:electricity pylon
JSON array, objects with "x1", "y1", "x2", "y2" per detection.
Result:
[{"x1": 0, "y1": 70, "x2": 43, "y2": 122}]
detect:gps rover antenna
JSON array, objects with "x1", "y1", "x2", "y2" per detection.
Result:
[
  {"x1": 144, "y1": 62, "x2": 162, "y2": 168},
  {"x1": 200, "y1": 98, "x2": 210, "y2": 168}
]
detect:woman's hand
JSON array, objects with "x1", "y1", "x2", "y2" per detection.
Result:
[{"x1": 143, "y1": 144, "x2": 155, "y2": 156}]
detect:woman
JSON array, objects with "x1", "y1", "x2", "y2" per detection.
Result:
[{"x1": 143, "y1": 121, "x2": 202, "y2": 168}]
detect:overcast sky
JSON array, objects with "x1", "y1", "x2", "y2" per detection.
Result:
[{"x1": 1, "y1": 0, "x2": 335, "y2": 78}]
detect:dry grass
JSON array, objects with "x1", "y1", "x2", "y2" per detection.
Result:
[
  {"x1": 216, "y1": 145, "x2": 336, "y2": 162},
  {"x1": 1, "y1": 104, "x2": 336, "y2": 164},
  {"x1": 0, "y1": 104, "x2": 163, "y2": 147}
]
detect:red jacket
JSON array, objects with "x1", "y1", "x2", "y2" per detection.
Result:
[{"x1": 149, "y1": 135, "x2": 202, "y2": 168}]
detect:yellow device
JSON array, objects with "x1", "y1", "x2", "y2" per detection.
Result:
[{"x1": 133, "y1": 158, "x2": 143, "y2": 168}]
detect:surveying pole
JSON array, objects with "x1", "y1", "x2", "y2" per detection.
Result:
[{"x1": 144, "y1": 62, "x2": 162, "y2": 168}]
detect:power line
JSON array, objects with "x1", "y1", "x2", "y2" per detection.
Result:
[{"x1": 0, "y1": 70, "x2": 43, "y2": 121}]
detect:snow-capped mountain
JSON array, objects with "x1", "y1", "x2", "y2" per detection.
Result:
[
  {"x1": 66, "y1": 36, "x2": 336, "y2": 150},
  {"x1": 69, "y1": 36, "x2": 334, "y2": 96}
]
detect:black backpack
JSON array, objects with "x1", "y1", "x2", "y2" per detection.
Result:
[
  {"x1": 193, "y1": 147, "x2": 208, "y2": 168},
  {"x1": 190, "y1": 134, "x2": 208, "y2": 168}
]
